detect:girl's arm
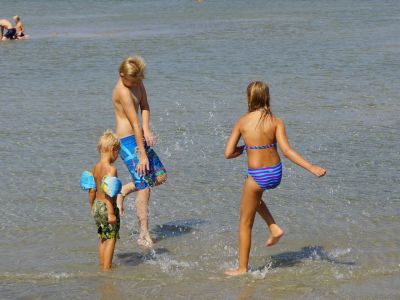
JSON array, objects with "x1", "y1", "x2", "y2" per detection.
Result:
[
  {"x1": 139, "y1": 82, "x2": 154, "y2": 147},
  {"x1": 224, "y1": 120, "x2": 245, "y2": 159},
  {"x1": 120, "y1": 88, "x2": 149, "y2": 175},
  {"x1": 276, "y1": 118, "x2": 326, "y2": 177}
]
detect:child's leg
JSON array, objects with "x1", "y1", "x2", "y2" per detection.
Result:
[
  {"x1": 102, "y1": 238, "x2": 117, "y2": 270},
  {"x1": 117, "y1": 181, "x2": 137, "y2": 216},
  {"x1": 98, "y1": 239, "x2": 106, "y2": 267},
  {"x1": 257, "y1": 200, "x2": 284, "y2": 246},
  {"x1": 225, "y1": 177, "x2": 263, "y2": 276},
  {"x1": 154, "y1": 173, "x2": 167, "y2": 186},
  {"x1": 136, "y1": 187, "x2": 153, "y2": 247}
]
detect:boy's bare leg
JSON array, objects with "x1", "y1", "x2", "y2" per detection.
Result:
[
  {"x1": 99, "y1": 239, "x2": 106, "y2": 267},
  {"x1": 102, "y1": 239, "x2": 116, "y2": 270},
  {"x1": 117, "y1": 181, "x2": 137, "y2": 216},
  {"x1": 225, "y1": 177, "x2": 262, "y2": 276},
  {"x1": 136, "y1": 188, "x2": 153, "y2": 247},
  {"x1": 154, "y1": 173, "x2": 167, "y2": 186},
  {"x1": 257, "y1": 200, "x2": 284, "y2": 247}
]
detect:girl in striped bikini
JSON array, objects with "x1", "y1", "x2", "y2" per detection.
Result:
[{"x1": 224, "y1": 81, "x2": 326, "y2": 276}]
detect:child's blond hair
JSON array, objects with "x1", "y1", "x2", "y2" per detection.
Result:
[
  {"x1": 119, "y1": 55, "x2": 146, "y2": 80},
  {"x1": 247, "y1": 81, "x2": 272, "y2": 116},
  {"x1": 13, "y1": 15, "x2": 20, "y2": 22},
  {"x1": 97, "y1": 129, "x2": 120, "y2": 153}
]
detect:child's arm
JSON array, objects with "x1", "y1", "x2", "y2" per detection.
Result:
[
  {"x1": 276, "y1": 118, "x2": 326, "y2": 177},
  {"x1": 88, "y1": 189, "x2": 96, "y2": 208},
  {"x1": 139, "y1": 82, "x2": 154, "y2": 147},
  {"x1": 120, "y1": 88, "x2": 149, "y2": 176},
  {"x1": 105, "y1": 166, "x2": 118, "y2": 224},
  {"x1": 224, "y1": 120, "x2": 245, "y2": 159}
]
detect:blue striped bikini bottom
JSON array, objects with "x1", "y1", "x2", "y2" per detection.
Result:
[{"x1": 247, "y1": 162, "x2": 282, "y2": 190}]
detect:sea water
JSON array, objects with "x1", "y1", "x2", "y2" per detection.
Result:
[{"x1": 1, "y1": 0, "x2": 399, "y2": 299}]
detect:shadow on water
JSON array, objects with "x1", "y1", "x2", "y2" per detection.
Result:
[
  {"x1": 117, "y1": 248, "x2": 170, "y2": 266},
  {"x1": 258, "y1": 246, "x2": 355, "y2": 270},
  {"x1": 118, "y1": 219, "x2": 207, "y2": 266},
  {"x1": 151, "y1": 219, "x2": 208, "y2": 242}
]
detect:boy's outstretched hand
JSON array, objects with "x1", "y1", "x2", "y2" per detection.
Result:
[{"x1": 310, "y1": 165, "x2": 326, "y2": 177}]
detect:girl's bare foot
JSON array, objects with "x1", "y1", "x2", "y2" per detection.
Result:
[
  {"x1": 265, "y1": 225, "x2": 284, "y2": 247},
  {"x1": 224, "y1": 268, "x2": 247, "y2": 276}
]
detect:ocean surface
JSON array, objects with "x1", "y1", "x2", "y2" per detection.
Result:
[{"x1": 1, "y1": 0, "x2": 399, "y2": 299}]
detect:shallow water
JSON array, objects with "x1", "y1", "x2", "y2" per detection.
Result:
[{"x1": 1, "y1": 0, "x2": 399, "y2": 299}]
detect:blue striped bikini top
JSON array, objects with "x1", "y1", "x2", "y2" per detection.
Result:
[{"x1": 244, "y1": 142, "x2": 276, "y2": 150}]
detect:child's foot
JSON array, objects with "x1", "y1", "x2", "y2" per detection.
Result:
[
  {"x1": 265, "y1": 226, "x2": 284, "y2": 247},
  {"x1": 117, "y1": 194, "x2": 125, "y2": 217},
  {"x1": 137, "y1": 233, "x2": 153, "y2": 248},
  {"x1": 224, "y1": 268, "x2": 247, "y2": 276}
]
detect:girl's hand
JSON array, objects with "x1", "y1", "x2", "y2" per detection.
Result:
[
  {"x1": 108, "y1": 213, "x2": 117, "y2": 224},
  {"x1": 310, "y1": 165, "x2": 326, "y2": 177},
  {"x1": 136, "y1": 153, "x2": 150, "y2": 177},
  {"x1": 143, "y1": 128, "x2": 155, "y2": 147}
]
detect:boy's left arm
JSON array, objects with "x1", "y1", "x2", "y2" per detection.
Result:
[
  {"x1": 88, "y1": 189, "x2": 96, "y2": 208},
  {"x1": 105, "y1": 166, "x2": 118, "y2": 224},
  {"x1": 139, "y1": 82, "x2": 154, "y2": 147}
]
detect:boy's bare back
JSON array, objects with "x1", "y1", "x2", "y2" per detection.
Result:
[
  {"x1": 92, "y1": 162, "x2": 117, "y2": 202},
  {"x1": 0, "y1": 19, "x2": 13, "y2": 29}
]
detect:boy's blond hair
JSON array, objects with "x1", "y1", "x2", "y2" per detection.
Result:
[
  {"x1": 13, "y1": 15, "x2": 20, "y2": 22},
  {"x1": 97, "y1": 129, "x2": 120, "y2": 153},
  {"x1": 119, "y1": 55, "x2": 146, "y2": 80}
]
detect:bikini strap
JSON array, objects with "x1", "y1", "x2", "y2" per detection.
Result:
[{"x1": 244, "y1": 142, "x2": 276, "y2": 150}]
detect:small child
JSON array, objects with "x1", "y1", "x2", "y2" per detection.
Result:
[
  {"x1": 224, "y1": 81, "x2": 326, "y2": 276},
  {"x1": 12, "y1": 15, "x2": 25, "y2": 39},
  {"x1": 80, "y1": 130, "x2": 122, "y2": 270}
]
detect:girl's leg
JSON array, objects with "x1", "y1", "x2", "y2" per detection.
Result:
[
  {"x1": 98, "y1": 239, "x2": 106, "y2": 267},
  {"x1": 136, "y1": 188, "x2": 153, "y2": 247},
  {"x1": 102, "y1": 238, "x2": 117, "y2": 270},
  {"x1": 225, "y1": 177, "x2": 263, "y2": 276},
  {"x1": 257, "y1": 200, "x2": 284, "y2": 246}
]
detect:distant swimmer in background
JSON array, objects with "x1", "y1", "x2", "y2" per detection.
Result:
[
  {"x1": 112, "y1": 55, "x2": 167, "y2": 248},
  {"x1": 13, "y1": 15, "x2": 26, "y2": 39},
  {"x1": 224, "y1": 81, "x2": 326, "y2": 276},
  {"x1": 0, "y1": 18, "x2": 16, "y2": 40},
  {"x1": 80, "y1": 130, "x2": 122, "y2": 270}
]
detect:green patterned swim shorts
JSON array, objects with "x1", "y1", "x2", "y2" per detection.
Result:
[{"x1": 91, "y1": 200, "x2": 120, "y2": 240}]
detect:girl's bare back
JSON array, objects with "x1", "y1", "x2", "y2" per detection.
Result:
[{"x1": 239, "y1": 111, "x2": 281, "y2": 169}]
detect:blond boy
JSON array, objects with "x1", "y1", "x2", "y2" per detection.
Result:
[{"x1": 82, "y1": 130, "x2": 121, "y2": 270}]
